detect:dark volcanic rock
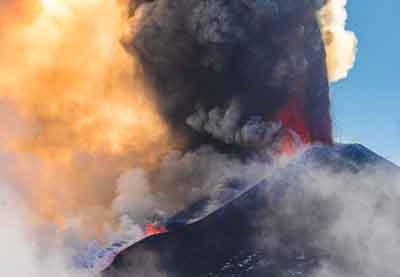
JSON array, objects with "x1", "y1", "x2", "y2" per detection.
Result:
[
  {"x1": 103, "y1": 144, "x2": 400, "y2": 277},
  {"x1": 124, "y1": 0, "x2": 332, "y2": 148},
  {"x1": 104, "y1": 179, "x2": 320, "y2": 277}
]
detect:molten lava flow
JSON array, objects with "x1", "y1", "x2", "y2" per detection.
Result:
[
  {"x1": 276, "y1": 98, "x2": 311, "y2": 144},
  {"x1": 0, "y1": 0, "x2": 174, "y2": 237},
  {"x1": 276, "y1": 132, "x2": 298, "y2": 156},
  {"x1": 145, "y1": 223, "x2": 167, "y2": 236},
  {"x1": 275, "y1": 97, "x2": 311, "y2": 155}
]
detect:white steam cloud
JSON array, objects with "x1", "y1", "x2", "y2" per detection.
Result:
[
  {"x1": 254, "y1": 147, "x2": 400, "y2": 277},
  {"x1": 112, "y1": 168, "x2": 159, "y2": 227},
  {"x1": 318, "y1": 0, "x2": 358, "y2": 82},
  {"x1": 309, "y1": 166, "x2": 400, "y2": 277},
  {"x1": 0, "y1": 179, "x2": 96, "y2": 277}
]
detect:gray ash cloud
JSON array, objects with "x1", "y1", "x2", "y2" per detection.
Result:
[{"x1": 123, "y1": 0, "x2": 333, "y2": 150}]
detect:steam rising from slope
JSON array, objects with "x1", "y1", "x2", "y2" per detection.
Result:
[
  {"x1": 103, "y1": 146, "x2": 400, "y2": 277},
  {"x1": 318, "y1": 0, "x2": 357, "y2": 82},
  {"x1": 255, "y1": 154, "x2": 400, "y2": 277}
]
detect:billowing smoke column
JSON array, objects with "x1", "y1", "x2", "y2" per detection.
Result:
[
  {"x1": 124, "y1": 0, "x2": 335, "y2": 153},
  {"x1": 99, "y1": 0, "x2": 358, "y2": 242}
]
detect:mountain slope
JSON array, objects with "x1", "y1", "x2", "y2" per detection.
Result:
[{"x1": 103, "y1": 144, "x2": 400, "y2": 277}]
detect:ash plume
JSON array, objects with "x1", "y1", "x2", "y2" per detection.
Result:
[
  {"x1": 186, "y1": 99, "x2": 285, "y2": 149},
  {"x1": 112, "y1": 145, "x2": 275, "y2": 220},
  {"x1": 124, "y1": 0, "x2": 334, "y2": 148}
]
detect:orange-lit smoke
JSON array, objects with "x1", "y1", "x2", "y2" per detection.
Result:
[
  {"x1": 318, "y1": 0, "x2": 357, "y2": 82},
  {"x1": 0, "y1": 0, "x2": 173, "y2": 237}
]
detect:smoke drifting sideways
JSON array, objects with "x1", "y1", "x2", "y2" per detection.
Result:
[{"x1": 116, "y1": 0, "x2": 358, "y2": 230}]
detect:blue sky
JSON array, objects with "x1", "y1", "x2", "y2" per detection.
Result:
[{"x1": 331, "y1": 1, "x2": 400, "y2": 164}]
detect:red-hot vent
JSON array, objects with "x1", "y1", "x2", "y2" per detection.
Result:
[
  {"x1": 145, "y1": 223, "x2": 167, "y2": 236},
  {"x1": 276, "y1": 97, "x2": 311, "y2": 145},
  {"x1": 275, "y1": 96, "x2": 313, "y2": 155}
]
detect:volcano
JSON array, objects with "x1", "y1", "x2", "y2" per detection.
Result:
[
  {"x1": 103, "y1": 144, "x2": 400, "y2": 277},
  {"x1": 88, "y1": 0, "x2": 376, "y2": 276}
]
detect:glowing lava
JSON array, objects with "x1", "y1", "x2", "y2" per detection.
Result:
[
  {"x1": 274, "y1": 96, "x2": 312, "y2": 155},
  {"x1": 145, "y1": 223, "x2": 167, "y2": 236}
]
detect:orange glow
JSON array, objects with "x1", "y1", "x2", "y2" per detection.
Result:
[
  {"x1": 276, "y1": 98, "x2": 311, "y2": 145},
  {"x1": 0, "y1": 0, "x2": 174, "y2": 237},
  {"x1": 276, "y1": 132, "x2": 299, "y2": 156},
  {"x1": 145, "y1": 223, "x2": 167, "y2": 236},
  {"x1": 275, "y1": 96, "x2": 312, "y2": 156},
  {"x1": 1, "y1": 0, "x2": 170, "y2": 158}
]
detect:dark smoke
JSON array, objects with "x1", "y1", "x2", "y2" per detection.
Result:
[
  {"x1": 107, "y1": 0, "x2": 336, "y2": 249},
  {"x1": 123, "y1": 0, "x2": 333, "y2": 152}
]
